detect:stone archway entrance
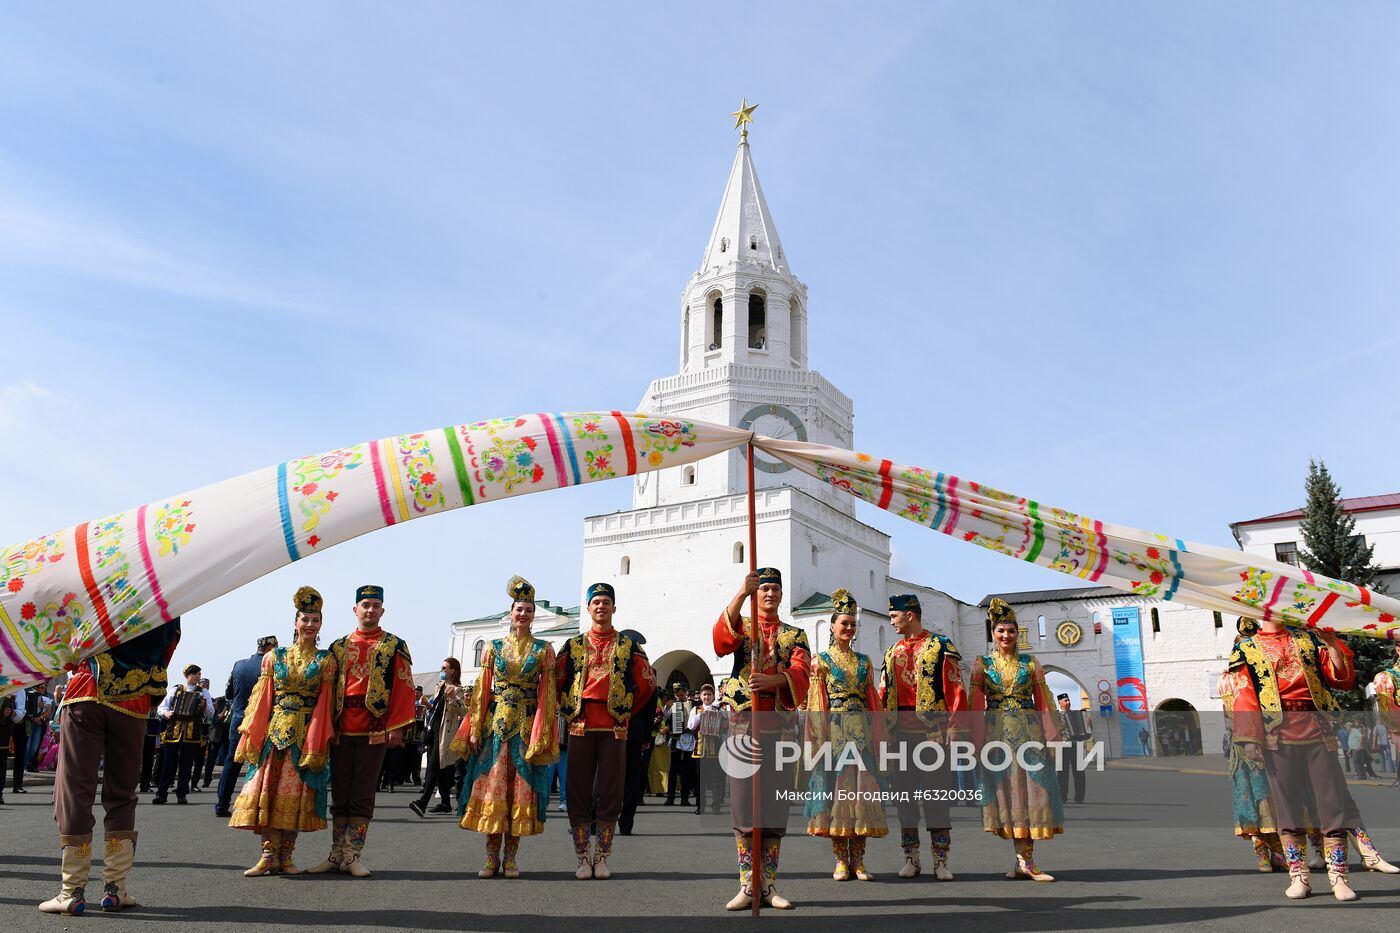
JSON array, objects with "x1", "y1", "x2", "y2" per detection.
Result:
[
  {"x1": 1154, "y1": 698, "x2": 1203, "y2": 756},
  {"x1": 652, "y1": 649, "x2": 713, "y2": 694}
]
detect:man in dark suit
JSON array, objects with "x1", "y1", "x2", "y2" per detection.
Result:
[
  {"x1": 1056, "y1": 693, "x2": 1092, "y2": 804},
  {"x1": 617, "y1": 631, "x2": 657, "y2": 836},
  {"x1": 214, "y1": 635, "x2": 277, "y2": 817}
]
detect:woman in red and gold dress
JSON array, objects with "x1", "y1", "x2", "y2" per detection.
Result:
[
  {"x1": 230, "y1": 586, "x2": 336, "y2": 877},
  {"x1": 804, "y1": 588, "x2": 886, "y2": 881},
  {"x1": 450, "y1": 576, "x2": 558, "y2": 879}
]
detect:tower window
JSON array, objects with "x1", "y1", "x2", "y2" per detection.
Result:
[
  {"x1": 869, "y1": 569, "x2": 874, "y2": 588},
  {"x1": 711, "y1": 297, "x2": 723, "y2": 349},
  {"x1": 748, "y1": 293, "x2": 766, "y2": 349},
  {"x1": 720, "y1": 237, "x2": 729, "y2": 253},
  {"x1": 1151, "y1": 607, "x2": 1161, "y2": 633},
  {"x1": 473, "y1": 639, "x2": 485, "y2": 668},
  {"x1": 733, "y1": 542, "x2": 744, "y2": 564},
  {"x1": 682, "y1": 466, "x2": 696, "y2": 486},
  {"x1": 1037, "y1": 614, "x2": 1046, "y2": 640},
  {"x1": 811, "y1": 543, "x2": 818, "y2": 566},
  {"x1": 749, "y1": 237, "x2": 757, "y2": 251},
  {"x1": 1213, "y1": 611, "x2": 1223, "y2": 629},
  {"x1": 620, "y1": 556, "x2": 631, "y2": 576}
]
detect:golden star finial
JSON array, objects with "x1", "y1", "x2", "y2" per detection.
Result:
[{"x1": 731, "y1": 97, "x2": 758, "y2": 140}]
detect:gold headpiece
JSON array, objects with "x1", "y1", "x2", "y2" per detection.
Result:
[
  {"x1": 293, "y1": 586, "x2": 323, "y2": 613},
  {"x1": 831, "y1": 588, "x2": 858, "y2": 616},
  {"x1": 506, "y1": 575, "x2": 536, "y2": 603},
  {"x1": 987, "y1": 597, "x2": 1017, "y2": 625}
]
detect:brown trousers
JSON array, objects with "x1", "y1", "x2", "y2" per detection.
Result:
[
  {"x1": 330, "y1": 735, "x2": 388, "y2": 822},
  {"x1": 892, "y1": 729, "x2": 955, "y2": 830},
  {"x1": 566, "y1": 731, "x2": 626, "y2": 828},
  {"x1": 1264, "y1": 741, "x2": 1361, "y2": 835},
  {"x1": 53, "y1": 703, "x2": 145, "y2": 839},
  {"x1": 728, "y1": 727, "x2": 789, "y2": 839}
]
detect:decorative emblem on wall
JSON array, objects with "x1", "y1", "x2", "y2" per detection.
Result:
[{"x1": 1055, "y1": 620, "x2": 1083, "y2": 647}]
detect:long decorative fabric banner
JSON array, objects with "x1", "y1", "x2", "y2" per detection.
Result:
[
  {"x1": 0, "y1": 412, "x2": 749, "y2": 690},
  {"x1": 757, "y1": 437, "x2": 1400, "y2": 641},
  {"x1": 2, "y1": 412, "x2": 1397, "y2": 690}
]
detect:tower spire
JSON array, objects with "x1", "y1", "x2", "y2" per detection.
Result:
[{"x1": 701, "y1": 101, "x2": 786, "y2": 275}]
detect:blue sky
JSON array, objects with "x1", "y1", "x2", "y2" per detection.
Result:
[{"x1": 3, "y1": 3, "x2": 1398, "y2": 689}]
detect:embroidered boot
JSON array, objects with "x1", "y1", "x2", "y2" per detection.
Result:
[
  {"x1": 832, "y1": 837, "x2": 850, "y2": 881},
  {"x1": 502, "y1": 835, "x2": 520, "y2": 879},
  {"x1": 1281, "y1": 832, "x2": 1310, "y2": 899},
  {"x1": 279, "y1": 832, "x2": 301, "y2": 875},
  {"x1": 760, "y1": 837, "x2": 793, "y2": 909},
  {"x1": 39, "y1": 836, "x2": 91, "y2": 914},
  {"x1": 930, "y1": 828, "x2": 954, "y2": 880},
  {"x1": 1307, "y1": 832, "x2": 1325, "y2": 871},
  {"x1": 1253, "y1": 837, "x2": 1275, "y2": 873},
  {"x1": 1263, "y1": 833, "x2": 1287, "y2": 872},
  {"x1": 726, "y1": 833, "x2": 755, "y2": 911},
  {"x1": 245, "y1": 831, "x2": 282, "y2": 876},
  {"x1": 897, "y1": 827, "x2": 921, "y2": 878},
  {"x1": 307, "y1": 819, "x2": 347, "y2": 874},
  {"x1": 572, "y1": 824, "x2": 593, "y2": 880},
  {"x1": 1325, "y1": 835, "x2": 1358, "y2": 902},
  {"x1": 851, "y1": 836, "x2": 874, "y2": 881},
  {"x1": 1353, "y1": 826, "x2": 1400, "y2": 873},
  {"x1": 479, "y1": 833, "x2": 502, "y2": 878},
  {"x1": 340, "y1": 821, "x2": 371, "y2": 878},
  {"x1": 1008, "y1": 839, "x2": 1054, "y2": 881},
  {"x1": 593, "y1": 823, "x2": 615, "y2": 880},
  {"x1": 100, "y1": 832, "x2": 139, "y2": 910}
]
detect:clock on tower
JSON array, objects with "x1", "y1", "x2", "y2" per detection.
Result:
[{"x1": 737, "y1": 404, "x2": 807, "y2": 474}]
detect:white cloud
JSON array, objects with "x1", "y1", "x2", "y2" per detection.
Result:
[{"x1": 0, "y1": 380, "x2": 54, "y2": 430}]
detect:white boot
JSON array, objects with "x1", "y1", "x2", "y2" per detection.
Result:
[
  {"x1": 39, "y1": 838, "x2": 90, "y2": 915},
  {"x1": 100, "y1": 834, "x2": 140, "y2": 911}
]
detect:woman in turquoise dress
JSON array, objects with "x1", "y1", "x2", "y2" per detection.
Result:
[
  {"x1": 230, "y1": 586, "x2": 336, "y2": 876},
  {"x1": 970, "y1": 598, "x2": 1063, "y2": 881},
  {"x1": 803, "y1": 589, "x2": 887, "y2": 881},
  {"x1": 450, "y1": 576, "x2": 559, "y2": 879}
]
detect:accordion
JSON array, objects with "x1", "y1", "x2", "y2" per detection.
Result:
[
  {"x1": 170, "y1": 688, "x2": 203, "y2": 721},
  {"x1": 697, "y1": 707, "x2": 727, "y2": 737}
]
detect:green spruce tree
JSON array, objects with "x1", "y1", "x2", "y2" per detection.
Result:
[{"x1": 1296, "y1": 459, "x2": 1389, "y2": 708}]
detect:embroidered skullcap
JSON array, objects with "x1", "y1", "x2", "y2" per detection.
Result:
[
  {"x1": 987, "y1": 598, "x2": 1018, "y2": 625},
  {"x1": 1236, "y1": 616, "x2": 1259, "y2": 638},
  {"x1": 586, "y1": 582, "x2": 616, "y2": 603},
  {"x1": 183, "y1": 663, "x2": 201, "y2": 677},
  {"x1": 506, "y1": 575, "x2": 536, "y2": 604},
  {"x1": 831, "y1": 588, "x2": 858, "y2": 617},
  {"x1": 354, "y1": 584, "x2": 385, "y2": 604},
  {"x1": 756, "y1": 567, "x2": 783, "y2": 587},
  {"x1": 1056, "y1": 693, "x2": 1070, "y2": 701},
  {"x1": 293, "y1": 586, "x2": 323, "y2": 613},
  {"x1": 889, "y1": 594, "x2": 921, "y2": 613},
  {"x1": 257, "y1": 635, "x2": 279, "y2": 651}
]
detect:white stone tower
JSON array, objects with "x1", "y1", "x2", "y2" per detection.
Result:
[{"x1": 581, "y1": 118, "x2": 892, "y2": 687}]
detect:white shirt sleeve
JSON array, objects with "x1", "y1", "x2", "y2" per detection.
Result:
[
  {"x1": 13, "y1": 691, "x2": 25, "y2": 720},
  {"x1": 159, "y1": 691, "x2": 175, "y2": 715},
  {"x1": 687, "y1": 708, "x2": 701, "y2": 730}
]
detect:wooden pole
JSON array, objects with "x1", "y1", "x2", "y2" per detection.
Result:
[{"x1": 746, "y1": 440, "x2": 761, "y2": 916}]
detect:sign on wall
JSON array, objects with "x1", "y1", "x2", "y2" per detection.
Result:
[{"x1": 1112, "y1": 606, "x2": 1149, "y2": 756}]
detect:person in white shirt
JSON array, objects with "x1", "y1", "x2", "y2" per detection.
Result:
[{"x1": 153, "y1": 664, "x2": 214, "y2": 805}]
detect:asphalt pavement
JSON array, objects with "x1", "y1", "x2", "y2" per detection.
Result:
[{"x1": 2, "y1": 760, "x2": 1399, "y2": 932}]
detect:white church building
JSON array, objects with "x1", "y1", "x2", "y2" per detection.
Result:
[{"x1": 448, "y1": 128, "x2": 1277, "y2": 760}]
